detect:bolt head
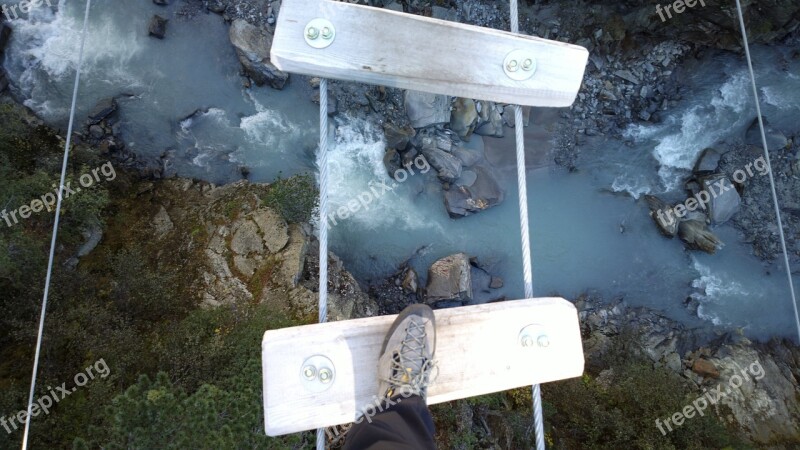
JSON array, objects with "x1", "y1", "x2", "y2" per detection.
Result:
[
  {"x1": 303, "y1": 365, "x2": 317, "y2": 380},
  {"x1": 319, "y1": 368, "x2": 332, "y2": 383},
  {"x1": 321, "y1": 27, "x2": 333, "y2": 39},
  {"x1": 306, "y1": 27, "x2": 319, "y2": 39},
  {"x1": 537, "y1": 335, "x2": 550, "y2": 348},
  {"x1": 521, "y1": 335, "x2": 533, "y2": 347},
  {"x1": 522, "y1": 59, "x2": 533, "y2": 71},
  {"x1": 506, "y1": 60, "x2": 519, "y2": 72}
]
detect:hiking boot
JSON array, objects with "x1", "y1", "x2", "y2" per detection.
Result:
[{"x1": 377, "y1": 303, "x2": 437, "y2": 401}]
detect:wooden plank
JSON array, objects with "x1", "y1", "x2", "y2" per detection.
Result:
[
  {"x1": 263, "y1": 297, "x2": 584, "y2": 436},
  {"x1": 270, "y1": 0, "x2": 588, "y2": 107}
]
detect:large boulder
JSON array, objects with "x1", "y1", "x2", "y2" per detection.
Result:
[
  {"x1": 404, "y1": 90, "x2": 450, "y2": 128},
  {"x1": 229, "y1": 19, "x2": 288, "y2": 89},
  {"x1": 444, "y1": 164, "x2": 503, "y2": 217},
  {"x1": 420, "y1": 143, "x2": 461, "y2": 182},
  {"x1": 699, "y1": 174, "x2": 740, "y2": 224},
  {"x1": 425, "y1": 253, "x2": 472, "y2": 302}
]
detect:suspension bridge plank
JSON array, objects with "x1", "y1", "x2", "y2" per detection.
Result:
[
  {"x1": 270, "y1": 0, "x2": 588, "y2": 107},
  {"x1": 262, "y1": 297, "x2": 584, "y2": 436}
]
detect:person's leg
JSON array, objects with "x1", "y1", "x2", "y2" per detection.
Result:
[
  {"x1": 342, "y1": 394, "x2": 435, "y2": 450},
  {"x1": 343, "y1": 304, "x2": 438, "y2": 449}
]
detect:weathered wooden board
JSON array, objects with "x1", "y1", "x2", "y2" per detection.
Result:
[
  {"x1": 270, "y1": 0, "x2": 588, "y2": 107},
  {"x1": 263, "y1": 297, "x2": 584, "y2": 436}
]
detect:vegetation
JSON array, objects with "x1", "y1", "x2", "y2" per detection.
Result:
[{"x1": 261, "y1": 173, "x2": 318, "y2": 223}]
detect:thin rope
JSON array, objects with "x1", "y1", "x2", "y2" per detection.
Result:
[
  {"x1": 733, "y1": 0, "x2": 800, "y2": 343},
  {"x1": 509, "y1": 1, "x2": 545, "y2": 449},
  {"x1": 21, "y1": 1, "x2": 92, "y2": 448},
  {"x1": 316, "y1": 77, "x2": 330, "y2": 450}
]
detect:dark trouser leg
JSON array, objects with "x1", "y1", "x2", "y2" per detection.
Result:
[{"x1": 342, "y1": 394, "x2": 437, "y2": 450}]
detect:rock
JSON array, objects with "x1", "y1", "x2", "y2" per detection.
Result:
[
  {"x1": 678, "y1": 219, "x2": 723, "y2": 254},
  {"x1": 425, "y1": 253, "x2": 472, "y2": 302},
  {"x1": 449, "y1": 98, "x2": 478, "y2": 139},
  {"x1": 474, "y1": 101, "x2": 504, "y2": 138},
  {"x1": 153, "y1": 0, "x2": 169, "y2": 5},
  {"x1": 77, "y1": 225, "x2": 103, "y2": 258},
  {"x1": 404, "y1": 90, "x2": 450, "y2": 128},
  {"x1": 420, "y1": 145, "x2": 462, "y2": 182},
  {"x1": 745, "y1": 116, "x2": 788, "y2": 151},
  {"x1": 152, "y1": 206, "x2": 174, "y2": 238},
  {"x1": 444, "y1": 164, "x2": 503, "y2": 217},
  {"x1": 207, "y1": 0, "x2": 226, "y2": 13},
  {"x1": 489, "y1": 276, "x2": 503, "y2": 289},
  {"x1": 385, "y1": 2, "x2": 403, "y2": 12},
  {"x1": 454, "y1": 170, "x2": 477, "y2": 187},
  {"x1": 644, "y1": 195, "x2": 678, "y2": 237},
  {"x1": 278, "y1": 224, "x2": 308, "y2": 288},
  {"x1": 229, "y1": 19, "x2": 288, "y2": 89},
  {"x1": 452, "y1": 144, "x2": 483, "y2": 167},
  {"x1": 502, "y1": 105, "x2": 531, "y2": 128},
  {"x1": 231, "y1": 220, "x2": 264, "y2": 255},
  {"x1": 233, "y1": 255, "x2": 258, "y2": 278},
  {"x1": 383, "y1": 122, "x2": 415, "y2": 150},
  {"x1": 706, "y1": 340, "x2": 800, "y2": 444},
  {"x1": 251, "y1": 208, "x2": 289, "y2": 253},
  {"x1": 148, "y1": 15, "x2": 168, "y2": 39},
  {"x1": 663, "y1": 352, "x2": 682, "y2": 373},
  {"x1": 691, "y1": 358, "x2": 720, "y2": 378},
  {"x1": 613, "y1": 69, "x2": 639, "y2": 84},
  {"x1": 383, "y1": 148, "x2": 403, "y2": 178},
  {"x1": 88, "y1": 124, "x2": 104, "y2": 139},
  {"x1": 699, "y1": 174, "x2": 740, "y2": 224},
  {"x1": 692, "y1": 147, "x2": 722, "y2": 174},
  {"x1": 431, "y1": 5, "x2": 456, "y2": 21},
  {"x1": 88, "y1": 98, "x2": 117, "y2": 124},
  {"x1": 401, "y1": 267, "x2": 419, "y2": 294}
]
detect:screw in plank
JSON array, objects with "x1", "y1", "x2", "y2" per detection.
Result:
[
  {"x1": 506, "y1": 59, "x2": 519, "y2": 72},
  {"x1": 306, "y1": 26, "x2": 320, "y2": 40},
  {"x1": 321, "y1": 27, "x2": 333, "y2": 40},
  {"x1": 521, "y1": 334, "x2": 533, "y2": 347},
  {"x1": 303, "y1": 365, "x2": 317, "y2": 380},
  {"x1": 537, "y1": 335, "x2": 550, "y2": 348},
  {"x1": 522, "y1": 58, "x2": 534, "y2": 71},
  {"x1": 319, "y1": 368, "x2": 333, "y2": 383}
]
